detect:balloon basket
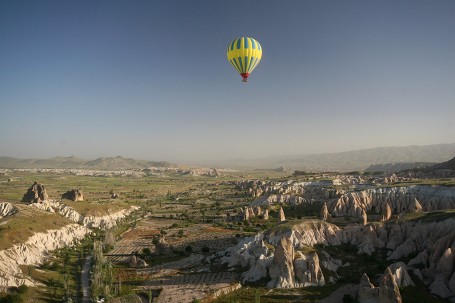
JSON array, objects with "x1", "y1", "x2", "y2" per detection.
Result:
[{"x1": 242, "y1": 79, "x2": 248, "y2": 83}]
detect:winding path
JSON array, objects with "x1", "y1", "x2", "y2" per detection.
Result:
[{"x1": 81, "y1": 255, "x2": 92, "y2": 303}]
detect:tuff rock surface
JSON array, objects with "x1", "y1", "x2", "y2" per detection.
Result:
[
  {"x1": 61, "y1": 189, "x2": 84, "y2": 201},
  {"x1": 0, "y1": 224, "x2": 90, "y2": 289},
  {"x1": 0, "y1": 202, "x2": 17, "y2": 219},
  {"x1": 21, "y1": 181, "x2": 48, "y2": 204}
]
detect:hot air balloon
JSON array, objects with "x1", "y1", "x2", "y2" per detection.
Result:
[{"x1": 227, "y1": 37, "x2": 262, "y2": 82}]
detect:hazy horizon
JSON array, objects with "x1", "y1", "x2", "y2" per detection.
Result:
[{"x1": 1, "y1": 1, "x2": 454, "y2": 163}]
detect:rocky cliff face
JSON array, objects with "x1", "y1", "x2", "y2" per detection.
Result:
[
  {"x1": 236, "y1": 180, "x2": 339, "y2": 200},
  {"x1": 48, "y1": 200, "x2": 139, "y2": 229},
  {"x1": 358, "y1": 268, "x2": 402, "y2": 303},
  {"x1": 0, "y1": 202, "x2": 17, "y2": 219},
  {"x1": 21, "y1": 181, "x2": 48, "y2": 204},
  {"x1": 220, "y1": 230, "x2": 340, "y2": 289},
  {"x1": 0, "y1": 224, "x2": 89, "y2": 290},
  {"x1": 0, "y1": 204, "x2": 139, "y2": 290},
  {"x1": 61, "y1": 189, "x2": 84, "y2": 201},
  {"x1": 220, "y1": 215, "x2": 455, "y2": 299},
  {"x1": 328, "y1": 186, "x2": 455, "y2": 218}
]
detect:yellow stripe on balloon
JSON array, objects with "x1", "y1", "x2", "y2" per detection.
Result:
[{"x1": 227, "y1": 37, "x2": 262, "y2": 80}]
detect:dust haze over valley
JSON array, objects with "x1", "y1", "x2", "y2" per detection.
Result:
[{"x1": 2, "y1": 0, "x2": 455, "y2": 303}]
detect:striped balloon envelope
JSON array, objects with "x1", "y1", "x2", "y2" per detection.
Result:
[{"x1": 226, "y1": 37, "x2": 262, "y2": 82}]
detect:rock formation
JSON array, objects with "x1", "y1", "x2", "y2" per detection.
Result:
[
  {"x1": 44, "y1": 200, "x2": 138, "y2": 229},
  {"x1": 239, "y1": 206, "x2": 268, "y2": 221},
  {"x1": 358, "y1": 268, "x2": 402, "y2": 303},
  {"x1": 358, "y1": 273, "x2": 378, "y2": 303},
  {"x1": 382, "y1": 203, "x2": 392, "y2": 222},
  {"x1": 0, "y1": 202, "x2": 17, "y2": 219},
  {"x1": 129, "y1": 255, "x2": 148, "y2": 268},
  {"x1": 321, "y1": 202, "x2": 329, "y2": 221},
  {"x1": 329, "y1": 185, "x2": 455, "y2": 218},
  {"x1": 21, "y1": 181, "x2": 48, "y2": 203},
  {"x1": 0, "y1": 203, "x2": 138, "y2": 290},
  {"x1": 411, "y1": 198, "x2": 423, "y2": 211},
  {"x1": 220, "y1": 214, "x2": 455, "y2": 298},
  {"x1": 268, "y1": 237, "x2": 295, "y2": 288},
  {"x1": 294, "y1": 251, "x2": 325, "y2": 287},
  {"x1": 61, "y1": 189, "x2": 84, "y2": 202},
  {"x1": 361, "y1": 209, "x2": 368, "y2": 225},
  {"x1": 388, "y1": 262, "x2": 414, "y2": 287},
  {"x1": 278, "y1": 207, "x2": 286, "y2": 222},
  {"x1": 0, "y1": 224, "x2": 90, "y2": 289},
  {"x1": 379, "y1": 267, "x2": 402, "y2": 303},
  {"x1": 221, "y1": 232, "x2": 331, "y2": 289},
  {"x1": 263, "y1": 208, "x2": 269, "y2": 220},
  {"x1": 155, "y1": 237, "x2": 171, "y2": 255}
]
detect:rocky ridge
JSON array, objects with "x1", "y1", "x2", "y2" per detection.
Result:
[
  {"x1": 219, "y1": 231, "x2": 341, "y2": 289},
  {"x1": 0, "y1": 202, "x2": 17, "y2": 219},
  {"x1": 21, "y1": 181, "x2": 48, "y2": 204},
  {"x1": 0, "y1": 204, "x2": 139, "y2": 290},
  {"x1": 219, "y1": 216, "x2": 455, "y2": 300},
  {"x1": 31, "y1": 200, "x2": 139, "y2": 229},
  {"x1": 328, "y1": 186, "x2": 455, "y2": 218},
  {"x1": 0, "y1": 224, "x2": 89, "y2": 289}
]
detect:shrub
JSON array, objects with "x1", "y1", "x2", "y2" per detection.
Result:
[
  {"x1": 185, "y1": 245, "x2": 193, "y2": 253},
  {"x1": 201, "y1": 246, "x2": 210, "y2": 253},
  {"x1": 3, "y1": 294, "x2": 23, "y2": 303},
  {"x1": 342, "y1": 294, "x2": 355, "y2": 303},
  {"x1": 17, "y1": 285, "x2": 27, "y2": 294},
  {"x1": 142, "y1": 248, "x2": 152, "y2": 256}
]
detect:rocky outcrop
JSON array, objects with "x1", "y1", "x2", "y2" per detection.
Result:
[
  {"x1": 358, "y1": 268, "x2": 402, "y2": 303},
  {"x1": 0, "y1": 224, "x2": 90, "y2": 289},
  {"x1": 362, "y1": 209, "x2": 368, "y2": 225},
  {"x1": 358, "y1": 273, "x2": 378, "y2": 303},
  {"x1": 388, "y1": 262, "x2": 414, "y2": 287},
  {"x1": 278, "y1": 207, "x2": 286, "y2": 222},
  {"x1": 294, "y1": 251, "x2": 325, "y2": 287},
  {"x1": 249, "y1": 194, "x2": 306, "y2": 207},
  {"x1": 61, "y1": 189, "x2": 84, "y2": 201},
  {"x1": 379, "y1": 267, "x2": 402, "y2": 303},
  {"x1": 268, "y1": 237, "x2": 295, "y2": 288},
  {"x1": 329, "y1": 186, "x2": 455, "y2": 218},
  {"x1": 263, "y1": 209, "x2": 269, "y2": 220},
  {"x1": 48, "y1": 200, "x2": 138, "y2": 229},
  {"x1": 0, "y1": 202, "x2": 17, "y2": 219},
  {"x1": 382, "y1": 203, "x2": 392, "y2": 222},
  {"x1": 239, "y1": 206, "x2": 268, "y2": 221},
  {"x1": 221, "y1": 232, "x2": 333, "y2": 289},
  {"x1": 238, "y1": 180, "x2": 340, "y2": 199},
  {"x1": 129, "y1": 255, "x2": 147, "y2": 268},
  {"x1": 321, "y1": 202, "x2": 329, "y2": 221},
  {"x1": 21, "y1": 181, "x2": 48, "y2": 204},
  {"x1": 155, "y1": 237, "x2": 171, "y2": 255},
  {"x1": 240, "y1": 216, "x2": 455, "y2": 297}
]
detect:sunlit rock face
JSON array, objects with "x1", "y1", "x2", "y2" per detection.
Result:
[
  {"x1": 0, "y1": 224, "x2": 90, "y2": 290},
  {"x1": 0, "y1": 202, "x2": 17, "y2": 219},
  {"x1": 21, "y1": 181, "x2": 48, "y2": 204},
  {"x1": 61, "y1": 188, "x2": 84, "y2": 201},
  {"x1": 358, "y1": 268, "x2": 402, "y2": 303},
  {"x1": 328, "y1": 186, "x2": 455, "y2": 218}
]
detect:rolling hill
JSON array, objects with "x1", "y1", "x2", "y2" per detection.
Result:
[{"x1": 0, "y1": 156, "x2": 174, "y2": 170}]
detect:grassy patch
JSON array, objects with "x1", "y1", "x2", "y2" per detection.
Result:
[
  {"x1": 401, "y1": 209, "x2": 455, "y2": 223},
  {"x1": 211, "y1": 284, "x2": 346, "y2": 303},
  {"x1": 0, "y1": 206, "x2": 73, "y2": 250}
]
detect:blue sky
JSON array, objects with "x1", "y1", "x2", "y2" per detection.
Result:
[{"x1": 1, "y1": 1, "x2": 454, "y2": 163}]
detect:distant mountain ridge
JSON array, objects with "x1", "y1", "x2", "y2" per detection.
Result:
[
  {"x1": 1, "y1": 143, "x2": 455, "y2": 171},
  {"x1": 0, "y1": 156, "x2": 174, "y2": 170},
  {"x1": 206, "y1": 143, "x2": 455, "y2": 171},
  {"x1": 429, "y1": 156, "x2": 455, "y2": 171}
]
